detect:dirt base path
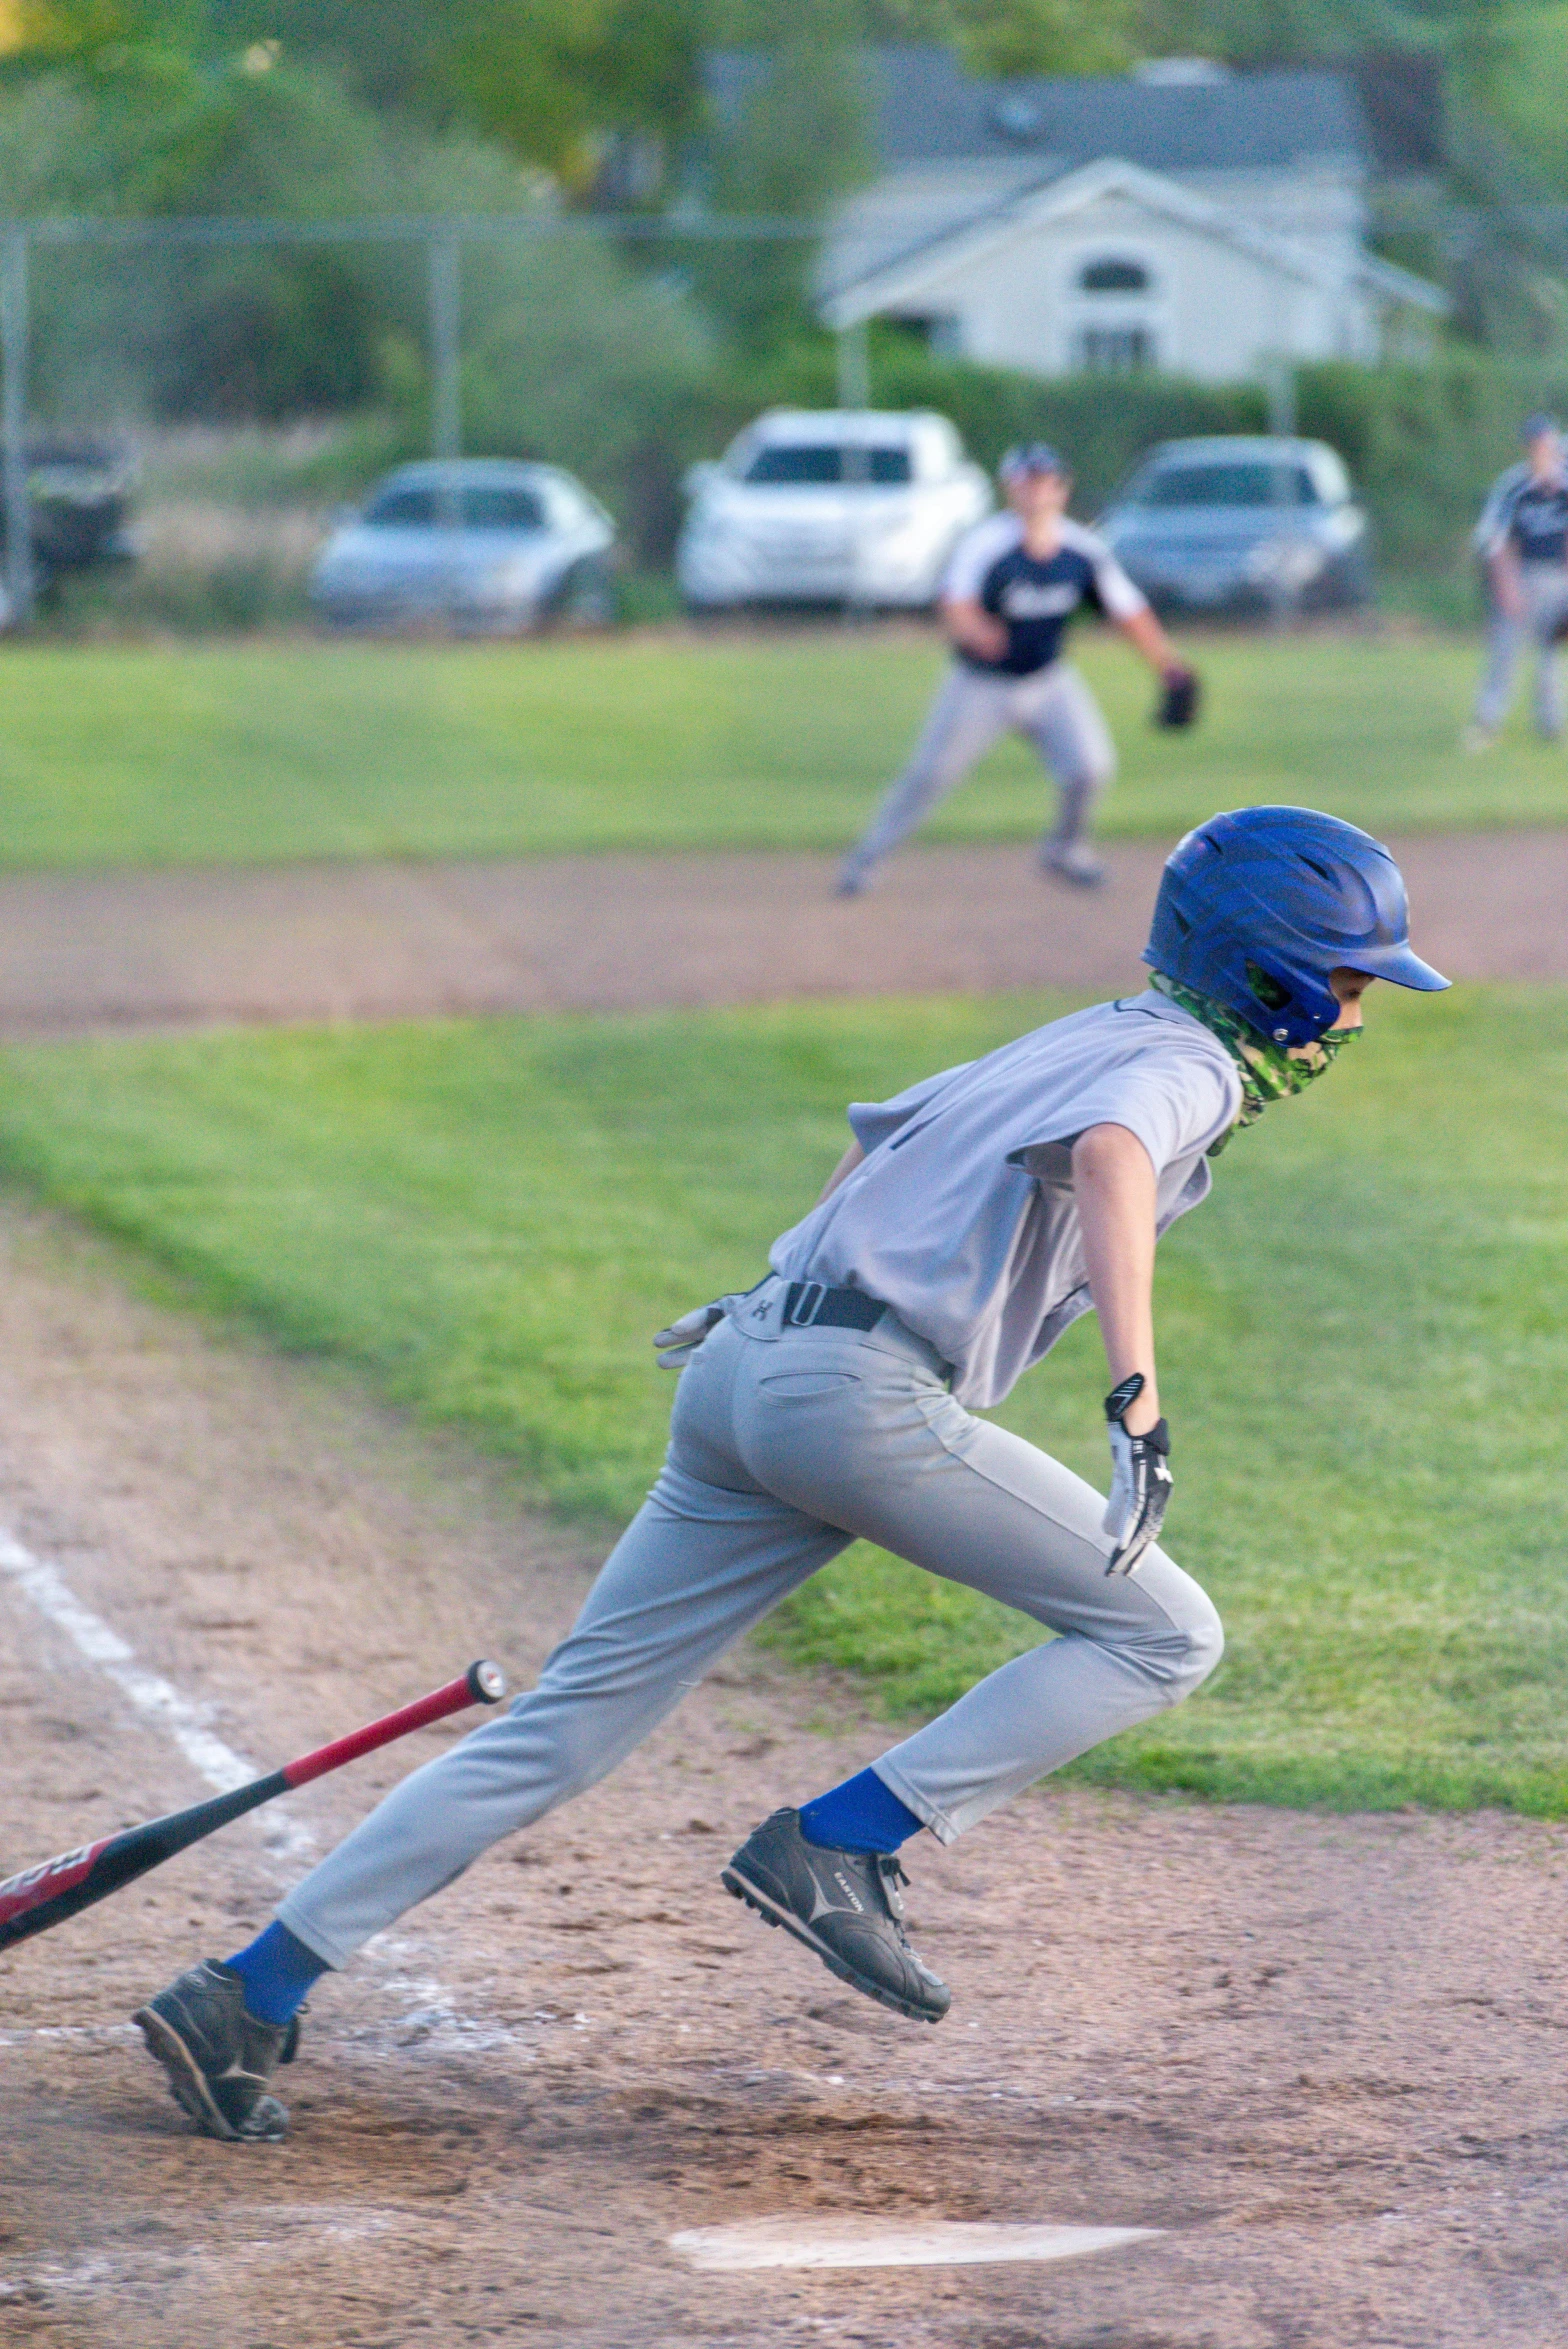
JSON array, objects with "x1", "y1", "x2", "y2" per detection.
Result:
[
  {"x1": 0, "y1": 1200, "x2": 1564, "y2": 2348},
  {"x1": 4, "y1": 828, "x2": 1568, "y2": 1038}
]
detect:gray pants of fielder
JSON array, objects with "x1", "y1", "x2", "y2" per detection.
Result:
[
  {"x1": 843, "y1": 659, "x2": 1116, "y2": 885},
  {"x1": 1474, "y1": 563, "x2": 1568, "y2": 737},
  {"x1": 278, "y1": 1282, "x2": 1222, "y2": 1967}
]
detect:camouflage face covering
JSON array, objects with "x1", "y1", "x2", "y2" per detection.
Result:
[{"x1": 1148, "y1": 970, "x2": 1359, "y2": 1153}]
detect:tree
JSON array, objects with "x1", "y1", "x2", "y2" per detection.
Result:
[
  {"x1": 696, "y1": 0, "x2": 873, "y2": 349},
  {"x1": 864, "y1": 0, "x2": 1137, "y2": 78}
]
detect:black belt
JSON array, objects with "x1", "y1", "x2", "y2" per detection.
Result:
[{"x1": 782, "y1": 1281, "x2": 885, "y2": 1332}]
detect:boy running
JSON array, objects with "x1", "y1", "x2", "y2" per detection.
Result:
[
  {"x1": 133, "y1": 806, "x2": 1445, "y2": 2141},
  {"x1": 836, "y1": 442, "x2": 1197, "y2": 896}
]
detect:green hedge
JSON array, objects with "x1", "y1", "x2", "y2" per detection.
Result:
[
  {"x1": 714, "y1": 329, "x2": 1269, "y2": 515},
  {"x1": 599, "y1": 335, "x2": 1558, "y2": 578},
  {"x1": 701, "y1": 338, "x2": 1565, "y2": 585},
  {"x1": 1295, "y1": 351, "x2": 1568, "y2": 572}
]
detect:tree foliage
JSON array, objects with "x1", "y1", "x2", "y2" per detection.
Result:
[{"x1": 863, "y1": 0, "x2": 1137, "y2": 77}]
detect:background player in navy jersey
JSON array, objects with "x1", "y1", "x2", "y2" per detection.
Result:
[
  {"x1": 1466, "y1": 411, "x2": 1568, "y2": 751},
  {"x1": 837, "y1": 442, "x2": 1197, "y2": 896}
]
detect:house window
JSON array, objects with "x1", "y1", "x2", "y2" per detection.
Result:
[
  {"x1": 886, "y1": 312, "x2": 962, "y2": 359},
  {"x1": 1079, "y1": 257, "x2": 1150, "y2": 294},
  {"x1": 1077, "y1": 326, "x2": 1155, "y2": 371}
]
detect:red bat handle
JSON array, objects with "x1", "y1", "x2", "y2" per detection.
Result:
[{"x1": 281, "y1": 1660, "x2": 506, "y2": 1789}]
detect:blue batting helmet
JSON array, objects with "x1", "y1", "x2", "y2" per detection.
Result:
[{"x1": 1143, "y1": 806, "x2": 1450, "y2": 1047}]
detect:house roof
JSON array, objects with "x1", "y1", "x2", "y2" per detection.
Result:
[
  {"x1": 705, "y1": 47, "x2": 1374, "y2": 178},
  {"x1": 816, "y1": 156, "x2": 1450, "y2": 327}
]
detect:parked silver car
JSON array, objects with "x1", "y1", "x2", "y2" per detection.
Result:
[
  {"x1": 678, "y1": 409, "x2": 992, "y2": 612},
  {"x1": 310, "y1": 460, "x2": 616, "y2": 634},
  {"x1": 1098, "y1": 437, "x2": 1372, "y2": 616}
]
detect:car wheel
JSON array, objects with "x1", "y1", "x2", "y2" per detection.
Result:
[
  {"x1": 548, "y1": 558, "x2": 616, "y2": 630},
  {"x1": 1318, "y1": 546, "x2": 1374, "y2": 610}
]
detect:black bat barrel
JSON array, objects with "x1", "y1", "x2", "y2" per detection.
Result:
[{"x1": 0, "y1": 1770, "x2": 286, "y2": 1953}]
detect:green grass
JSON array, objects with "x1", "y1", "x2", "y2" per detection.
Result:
[
  {"x1": 0, "y1": 626, "x2": 1565, "y2": 872},
  {"x1": 3, "y1": 984, "x2": 1568, "y2": 1815}
]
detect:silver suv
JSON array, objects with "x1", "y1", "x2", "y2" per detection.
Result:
[{"x1": 678, "y1": 409, "x2": 991, "y2": 612}]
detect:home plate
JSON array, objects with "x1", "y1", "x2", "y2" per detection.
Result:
[{"x1": 670, "y1": 2217, "x2": 1162, "y2": 2272}]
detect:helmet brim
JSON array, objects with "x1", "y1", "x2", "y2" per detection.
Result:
[{"x1": 1345, "y1": 941, "x2": 1451, "y2": 993}]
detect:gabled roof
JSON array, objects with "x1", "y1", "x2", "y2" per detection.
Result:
[
  {"x1": 816, "y1": 155, "x2": 1449, "y2": 326},
  {"x1": 706, "y1": 47, "x2": 1373, "y2": 178}
]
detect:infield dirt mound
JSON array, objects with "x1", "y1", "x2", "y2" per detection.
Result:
[{"x1": 1, "y1": 1202, "x2": 1566, "y2": 2346}]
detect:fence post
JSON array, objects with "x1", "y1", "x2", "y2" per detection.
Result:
[
  {"x1": 836, "y1": 319, "x2": 870, "y2": 411},
  {"x1": 427, "y1": 230, "x2": 462, "y2": 475},
  {"x1": 1, "y1": 229, "x2": 33, "y2": 630},
  {"x1": 1260, "y1": 348, "x2": 1297, "y2": 436}
]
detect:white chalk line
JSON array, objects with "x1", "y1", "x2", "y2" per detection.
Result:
[
  {"x1": 0, "y1": 2023, "x2": 139, "y2": 2049},
  {"x1": 0, "y1": 2208, "x2": 400, "y2": 2302},
  {"x1": 0, "y1": 1526, "x2": 314, "y2": 1861},
  {"x1": 0, "y1": 1522, "x2": 498, "y2": 2059},
  {"x1": 671, "y1": 2217, "x2": 1163, "y2": 2273}
]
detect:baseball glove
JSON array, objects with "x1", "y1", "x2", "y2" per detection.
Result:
[
  {"x1": 1154, "y1": 665, "x2": 1201, "y2": 729},
  {"x1": 1102, "y1": 1373, "x2": 1172, "y2": 1576}
]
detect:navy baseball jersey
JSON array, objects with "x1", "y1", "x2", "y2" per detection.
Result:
[
  {"x1": 943, "y1": 513, "x2": 1147, "y2": 677},
  {"x1": 1476, "y1": 462, "x2": 1568, "y2": 566}
]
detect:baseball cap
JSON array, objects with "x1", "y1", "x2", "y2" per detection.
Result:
[
  {"x1": 1521, "y1": 411, "x2": 1562, "y2": 443},
  {"x1": 999, "y1": 441, "x2": 1068, "y2": 481}
]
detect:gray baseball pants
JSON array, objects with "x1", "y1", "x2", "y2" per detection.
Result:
[
  {"x1": 1474, "y1": 563, "x2": 1568, "y2": 737},
  {"x1": 277, "y1": 1280, "x2": 1222, "y2": 1968},
  {"x1": 843, "y1": 659, "x2": 1116, "y2": 883}
]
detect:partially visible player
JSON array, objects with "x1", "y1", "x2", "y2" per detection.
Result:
[
  {"x1": 1466, "y1": 411, "x2": 1568, "y2": 751},
  {"x1": 836, "y1": 442, "x2": 1198, "y2": 896},
  {"x1": 130, "y1": 806, "x2": 1446, "y2": 2144}
]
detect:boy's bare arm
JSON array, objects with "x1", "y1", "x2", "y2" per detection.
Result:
[{"x1": 1071, "y1": 1122, "x2": 1160, "y2": 1433}]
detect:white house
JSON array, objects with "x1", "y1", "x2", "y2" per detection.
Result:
[{"x1": 707, "y1": 49, "x2": 1450, "y2": 381}]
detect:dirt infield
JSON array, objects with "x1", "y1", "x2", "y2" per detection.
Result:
[
  {"x1": 1, "y1": 1201, "x2": 1566, "y2": 2349},
  {"x1": 3, "y1": 827, "x2": 1568, "y2": 1037}
]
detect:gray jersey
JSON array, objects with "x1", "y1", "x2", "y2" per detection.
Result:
[{"x1": 769, "y1": 992, "x2": 1240, "y2": 1408}]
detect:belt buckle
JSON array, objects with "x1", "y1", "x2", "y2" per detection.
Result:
[{"x1": 786, "y1": 1280, "x2": 826, "y2": 1328}]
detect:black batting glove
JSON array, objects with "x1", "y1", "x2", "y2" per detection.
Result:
[{"x1": 1101, "y1": 1372, "x2": 1172, "y2": 1576}]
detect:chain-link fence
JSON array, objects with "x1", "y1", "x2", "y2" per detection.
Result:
[
  {"x1": 0, "y1": 210, "x2": 837, "y2": 624},
  {"x1": 0, "y1": 204, "x2": 1564, "y2": 632}
]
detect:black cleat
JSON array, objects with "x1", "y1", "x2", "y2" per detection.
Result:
[
  {"x1": 722, "y1": 1807, "x2": 951, "y2": 2023},
  {"x1": 133, "y1": 1959, "x2": 302, "y2": 2142}
]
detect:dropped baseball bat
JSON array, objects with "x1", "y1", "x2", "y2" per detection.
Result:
[{"x1": 0, "y1": 1658, "x2": 506, "y2": 1954}]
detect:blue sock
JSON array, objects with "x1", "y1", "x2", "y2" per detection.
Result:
[
  {"x1": 799, "y1": 1766, "x2": 922, "y2": 1855},
  {"x1": 224, "y1": 1919, "x2": 330, "y2": 2026}
]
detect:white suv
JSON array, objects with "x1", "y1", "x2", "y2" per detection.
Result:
[{"x1": 678, "y1": 408, "x2": 992, "y2": 612}]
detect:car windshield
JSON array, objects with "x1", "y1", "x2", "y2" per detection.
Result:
[
  {"x1": 364, "y1": 484, "x2": 547, "y2": 530},
  {"x1": 741, "y1": 445, "x2": 912, "y2": 486},
  {"x1": 1131, "y1": 462, "x2": 1319, "y2": 510}
]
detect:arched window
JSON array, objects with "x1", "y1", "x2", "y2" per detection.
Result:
[{"x1": 1079, "y1": 257, "x2": 1149, "y2": 294}]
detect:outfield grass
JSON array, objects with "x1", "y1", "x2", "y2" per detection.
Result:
[
  {"x1": 2, "y1": 985, "x2": 1567, "y2": 1815},
  {"x1": 0, "y1": 627, "x2": 1566, "y2": 872}
]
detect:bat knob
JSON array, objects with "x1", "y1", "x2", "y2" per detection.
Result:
[{"x1": 467, "y1": 1660, "x2": 506, "y2": 1705}]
